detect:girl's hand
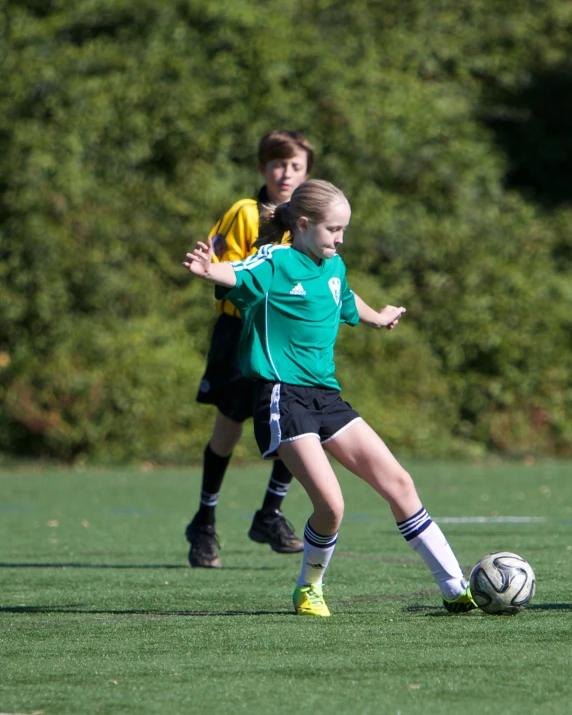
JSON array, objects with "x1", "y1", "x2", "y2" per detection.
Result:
[
  {"x1": 379, "y1": 305, "x2": 406, "y2": 330},
  {"x1": 182, "y1": 237, "x2": 214, "y2": 277}
]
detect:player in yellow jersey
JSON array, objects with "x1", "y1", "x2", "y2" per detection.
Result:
[{"x1": 185, "y1": 130, "x2": 314, "y2": 568}]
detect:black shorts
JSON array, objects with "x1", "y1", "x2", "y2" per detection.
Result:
[
  {"x1": 196, "y1": 314, "x2": 254, "y2": 423},
  {"x1": 253, "y1": 382, "x2": 362, "y2": 459}
]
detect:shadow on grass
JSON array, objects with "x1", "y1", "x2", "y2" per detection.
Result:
[
  {"x1": 405, "y1": 603, "x2": 572, "y2": 615},
  {"x1": 0, "y1": 562, "x2": 278, "y2": 571},
  {"x1": 0, "y1": 605, "x2": 289, "y2": 617}
]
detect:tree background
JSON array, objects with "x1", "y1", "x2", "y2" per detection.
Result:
[{"x1": 1, "y1": 0, "x2": 571, "y2": 463}]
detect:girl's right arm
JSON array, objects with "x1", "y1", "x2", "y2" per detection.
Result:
[{"x1": 182, "y1": 237, "x2": 237, "y2": 288}]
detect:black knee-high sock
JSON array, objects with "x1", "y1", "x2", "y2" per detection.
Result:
[
  {"x1": 261, "y1": 459, "x2": 293, "y2": 512},
  {"x1": 194, "y1": 444, "x2": 231, "y2": 526}
]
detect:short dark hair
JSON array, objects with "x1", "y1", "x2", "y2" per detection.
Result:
[{"x1": 257, "y1": 130, "x2": 314, "y2": 173}]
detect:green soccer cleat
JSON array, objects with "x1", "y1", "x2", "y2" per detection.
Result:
[
  {"x1": 443, "y1": 585, "x2": 478, "y2": 613},
  {"x1": 293, "y1": 584, "x2": 331, "y2": 617}
]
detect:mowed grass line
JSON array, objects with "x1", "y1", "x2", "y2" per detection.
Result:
[{"x1": 1, "y1": 460, "x2": 571, "y2": 715}]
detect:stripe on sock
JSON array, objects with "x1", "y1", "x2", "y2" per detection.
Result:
[
  {"x1": 397, "y1": 507, "x2": 432, "y2": 541},
  {"x1": 200, "y1": 491, "x2": 219, "y2": 508},
  {"x1": 266, "y1": 478, "x2": 290, "y2": 498},
  {"x1": 304, "y1": 522, "x2": 338, "y2": 549}
]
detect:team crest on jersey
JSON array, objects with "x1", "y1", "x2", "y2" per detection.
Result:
[
  {"x1": 328, "y1": 278, "x2": 341, "y2": 305},
  {"x1": 211, "y1": 233, "x2": 228, "y2": 259}
]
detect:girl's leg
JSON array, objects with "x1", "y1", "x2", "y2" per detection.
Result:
[
  {"x1": 277, "y1": 437, "x2": 343, "y2": 616},
  {"x1": 324, "y1": 421, "x2": 473, "y2": 606},
  {"x1": 278, "y1": 436, "x2": 344, "y2": 535},
  {"x1": 323, "y1": 420, "x2": 418, "y2": 520}
]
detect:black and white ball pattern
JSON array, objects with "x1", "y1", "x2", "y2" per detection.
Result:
[{"x1": 469, "y1": 551, "x2": 536, "y2": 615}]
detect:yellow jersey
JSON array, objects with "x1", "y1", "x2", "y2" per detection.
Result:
[
  {"x1": 208, "y1": 186, "x2": 290, "y2": 318},
  {"x1": 209, "y1": 197, "x2": 259, "y2": 317}
]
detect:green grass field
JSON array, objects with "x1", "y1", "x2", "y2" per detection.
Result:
[{"x1": 1, "y1": 459, "x2": 571, "y2": 714}]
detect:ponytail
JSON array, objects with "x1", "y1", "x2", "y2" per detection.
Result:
[{"x1": 254, "y1": 202, "x2": 293, "y2": 248}]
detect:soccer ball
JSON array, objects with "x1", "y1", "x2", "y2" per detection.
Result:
[{"x1": 469, "y1": 551, "x2": 536, "y2": 615}]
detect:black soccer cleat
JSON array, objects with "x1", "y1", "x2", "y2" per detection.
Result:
[
  {"x1": 248, "y1": 509, "x2": 304, "y2": 554},
  {"x1": 185, "y1": 521, "x2": 222, "y2": 568}
]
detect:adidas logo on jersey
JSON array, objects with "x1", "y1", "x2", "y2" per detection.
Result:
[{"x1": 290, "y1": 283, "x2": 306, "y2": 296}]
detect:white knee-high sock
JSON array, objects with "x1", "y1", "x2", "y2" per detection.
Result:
[
  {"x1": 397, "y1": 507, "x2": 466, "y2": 599},
  {"x1": 297, "y1": 522, "x2": 338, "y2": 587}
]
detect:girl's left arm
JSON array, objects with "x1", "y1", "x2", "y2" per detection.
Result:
[{"x1": 353, "y1": 293, "x2": 406, "y2": 330}]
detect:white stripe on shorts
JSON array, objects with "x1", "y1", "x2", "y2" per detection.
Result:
[
  {"x1": 321, "y1": 416, "x2": 363, "y2": 445},
  {"x1": 262, "y1": 383, "x2": 283, "y2": 458},
  {"x1": 281, "y1": 432, "x2": 320, "y2": 444}
]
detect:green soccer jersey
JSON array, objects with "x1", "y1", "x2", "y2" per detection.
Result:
[{"x1": 215, "y1": 244, "x2": 360, "y2": 390}]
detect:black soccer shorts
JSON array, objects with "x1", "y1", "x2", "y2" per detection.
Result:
[
  {"x1": 196, "y1": 313, "x2": 255, "y2": 423},
  {"x1": 253, "y1": 382, "x2": 362, "y2": 459}
]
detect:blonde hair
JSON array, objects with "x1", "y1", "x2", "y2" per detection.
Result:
[{"x1": 255, "y1": 180, "x2": 348, "y2": 247}]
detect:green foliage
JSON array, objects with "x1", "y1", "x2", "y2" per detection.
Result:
[{"x1": 1, "y1": 0, "x2": 571, "y2": 461}]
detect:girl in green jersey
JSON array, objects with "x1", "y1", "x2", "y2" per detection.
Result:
[{"x1": 183, "y1": 180, "x2": 477, "y2": 617}]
